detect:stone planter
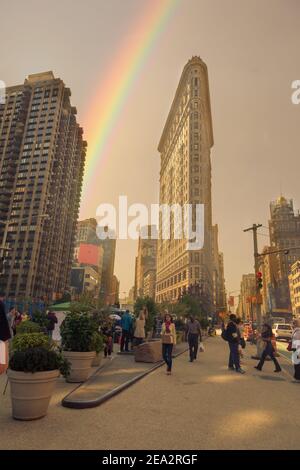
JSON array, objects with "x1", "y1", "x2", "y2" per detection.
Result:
[
  {"x1": 91, "y1": 352, "x2": 102, "y2": 367},
  {"x1": 7, "y1": 369, "x2": 59, "y2": 421},
  {"x1": 62, "y1": 351, "x2": 95, "y2": 383}
]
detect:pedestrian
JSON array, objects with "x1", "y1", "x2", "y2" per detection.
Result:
[
  {"x1": 0, "y1": 292, "x2": 11, "y2": 375},
  {"x1": 46, "y1": 311, "x2": 58, "y2": 339},
  {"x1": 12, "y1": 309, "x2": 22, "y2": 336},
  {"x1": 161, "y1": 312, "x2": 176, "y2": 375},
  {"x1": 186, "y1": 315, "x2": 202, "y2": 362},
  {"x1": 120, "y1": 310, "x2": 133, "y2": 352},
  {"x1": 102, "y1": 321, "x2": 114, "y2": 358},
  {"x1": 134, "y1": 308, "x2": 147, "y2": 347},
  {"x1": 7, "y1": 307, "x2": 17, "y2": 337},
  {"x1": 291, "y1": 319, "x2": 300, "y2": 381},
  {"x1": 226, "y1": 314, "x2": 245, "y2": 374},
  {"x1": 236, "y1": 318, "x2": 246, "y2": 360},
  {"x1": 255, "y1": 323, "x2": 281, "y2": 373}
]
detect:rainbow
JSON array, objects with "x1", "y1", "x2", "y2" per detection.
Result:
[{"x1": 80, "y1": 0, "x2": 180, "y2": 213}]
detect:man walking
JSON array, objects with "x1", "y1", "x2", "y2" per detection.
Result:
[
  {"x1": 226, "y1": 314, "x2": 245, "y2": 374},
  {"x1": 120, "y1": 310, "x2": 133, "y2": 352},
  {"x1": 186, "y1": 316, "x2": 202, "y2": 362}
]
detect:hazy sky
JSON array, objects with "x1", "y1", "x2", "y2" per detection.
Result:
[{"x1": 1, "y1": 0, "x2": 300, "y2": 302}]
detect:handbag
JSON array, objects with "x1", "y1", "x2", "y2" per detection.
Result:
[
  {"x1": 162, "y1": 334, "x2": 173, "y2": 344},
  {"x1": 240, "y1": 338, "x2": 246, "y2": 349},
  {"x1": 199, "y1": 342, "x2": 205, "y2": 352}
]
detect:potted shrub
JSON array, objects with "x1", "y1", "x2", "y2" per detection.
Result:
[
  {"x1": 7, "y1": 333, "x2": 69, "y2": 421},
  {"x1": 91, "y1": 331, "x2": 104, "y2": 367},
  {"x1": 16, "y1": 320, "x2": 42, "y2": 334},
  {"x1": 60, "y1": 312, "x2": 96, "y2": 382}
]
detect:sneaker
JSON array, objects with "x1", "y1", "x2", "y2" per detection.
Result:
[
  {"x1": 236, "y1": 368, "x2": 246, "y2": 374},
  {"x1": 228, "y1": 366, "x2": 235, "y2": 370},
  {"x1": 254, "y1": 366, "x2": 262, "y2": 371},
  {"x1": 274, "y1": 369, "x2": 282, "y2": 373}
]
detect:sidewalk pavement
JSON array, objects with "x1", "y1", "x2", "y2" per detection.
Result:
[
  {"x1": 62, "y1": 341, "x2": 188, "y2": 409},
  {"x1": 0, "y1": 336, "x2": 299, "y2": 450}
]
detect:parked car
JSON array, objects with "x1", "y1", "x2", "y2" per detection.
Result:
[{"x1": 272, "y1": 323, "x2": 293, "y2": 341}]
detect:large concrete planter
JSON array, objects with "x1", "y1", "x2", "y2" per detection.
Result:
[
  {"x1": 7, "y1": 369, "x2": 59, "y2": 421},
  {"x1": 62, "y1": 351, "x2": 95, "y2": 383},
  {"x1": 91, "y1": 352, "x2": 102, "y2": 367}
]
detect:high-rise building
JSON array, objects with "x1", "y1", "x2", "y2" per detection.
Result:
[
  {"x1": 108, "y1": 274, "x2": 120, "y2": 306},
  {"x1": 0, "y1": 72, "x2": 86, "y2": 300},
  {"x1": 289, "y1": 260, "x2": 300, "y2": 318},
  {"x1": 96, "y1": 226, "x2": 116, "y2": 305},
  {"x1": 269, "y1": 196, "x2": 300, "y2": 277},
  {"x1": 212, "y1": 224, "x2": 226, "y2": 313},
  {"x1": 134, "y1": 225, "x2": 157, "y2": 299},
  {"x1": 237, "y1": 274, "x2": 256, "y2": 320},
  {"x1": 143, "y1": 269, "x2": 156, "y2": 299},
  {"x1": 155, "y1": 57, "x2": 215, "y2": 313},
  {"x1": 268, "y1": 196, "x2": 300, "y2": 310},
  {"x1": 76, "y1": 218, "x2": 97, "y2": 245},
  {"x1": 70, "y1": 265, "x2": 100, "y2": 297}
]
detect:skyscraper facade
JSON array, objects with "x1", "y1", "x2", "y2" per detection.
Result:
[
  {"x1": 96, "y1": 226, "x2": 117, "y2": 305},
  {"x1": 134, "y1": 225, "x2": 157, "y2": 300},
  {"x1": 155, "y1": 57, "x2": 215, "y2": 313},
  {"x1": 268, "y1": 196, "x2": 300, "y2": 311},
  {"x1": 0, "y1": 72, "x2": 86, "y2": 300}
]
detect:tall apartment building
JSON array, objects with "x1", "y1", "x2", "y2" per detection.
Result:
[
  {"x1": 155, "y1": 57, "x2": 215, "y2": 312},
  {"x1": 134, "y1": 225, "x2": 157, "y2": 299},
  {"x1": 0, "y1": 72, "x2": 86, "y2": 300}
]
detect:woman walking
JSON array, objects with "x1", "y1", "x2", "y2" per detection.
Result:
[
  {"x1": 255, "y1": 323, "x2": 281, "y2": 373},
  {"x1": 161, "y1": 312, "x2": 176, "y2": 375},
  {"x1": 291, "y1": 319, "x2": 300, "y2": 381}
]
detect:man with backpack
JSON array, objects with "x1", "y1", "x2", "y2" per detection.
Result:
[{"x1": 222, "y1": 314, "x2": 245, "y2": 374}]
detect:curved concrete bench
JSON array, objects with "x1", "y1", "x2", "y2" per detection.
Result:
[{"x1": 134, "y1": 340, "x2": 163, "y2": 363}]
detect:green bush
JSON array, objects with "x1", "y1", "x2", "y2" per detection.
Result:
[
  {"x1": 16, "y1": 320, "x2": 42, "y2": 335},
  {"x1": 31, "y1": 310, "x2": 50, "y2": 329},
  {"x1": 12, "y1": 332, "x2": 51, "y2": 352},
  {"x1": 9, "y1": 347, "x2": 70, "y2": 376},
  {"x1": 60, "y1": 312, "x2": 97, "y2": 352},
  {"x1": 91, "y1": 331, "x2": 104, "y2": 354}
]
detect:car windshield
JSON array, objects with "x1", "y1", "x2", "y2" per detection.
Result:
[{"x1": 277, "y1": 325, "x2": 292, "y2": 330}]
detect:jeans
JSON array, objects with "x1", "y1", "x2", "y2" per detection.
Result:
[
  {"x1": 188, "y1": 333, "x2": 199, "y2": 361},
  {"x1": 162, "y1": 343, "x2": 173, "y2": 371},
  {"x1": 228, "y1": 342, "x2": 240, "y2": 370},
  {"x1": 120, "y1": 330, "x2": 130, "y2": 352},
  {"x1": 257, "y1": 341, "x2": 281, "y2": 371}
]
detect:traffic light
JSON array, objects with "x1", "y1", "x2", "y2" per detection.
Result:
[{"x1": 256, "y1": 271, "x2": 263, "y2": 290}]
